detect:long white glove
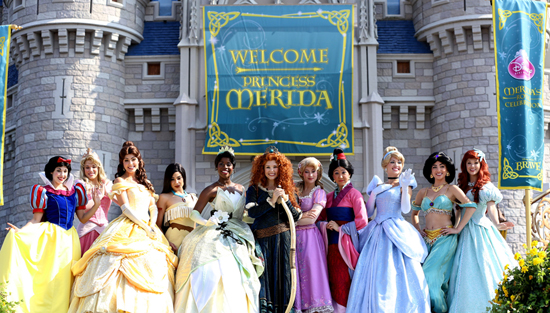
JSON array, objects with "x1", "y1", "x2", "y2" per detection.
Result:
[
  {"x1": 121, "y1": 203, "x2": 157, "y2": 239},
  {"x1": 399, "y1": 169, "x2": 414, "y2": 214},
  {"x1": 190, "y1": 210, "x2": 218, "y2": 227}
]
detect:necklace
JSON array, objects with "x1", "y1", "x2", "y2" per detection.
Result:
[
  {"x1": 388, "y1": 177, "x2": 398, "y2": 179},
  {"x1": 172, "y1": 190, "x2": 188, "y2": 203},
  {"x1": 468, "y1": 182, "x2": 475, "y2": 187},
  {"x1": 431, "y1": 184, "x2": 447, "y2": 193}
]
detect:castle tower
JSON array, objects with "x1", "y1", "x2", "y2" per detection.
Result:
[
  {"x1": 3, "y1": 0, "x2": 147, "y2": 224},
  {"x1": 412, "y1": 0, "x2": 540, "y2": 251}
]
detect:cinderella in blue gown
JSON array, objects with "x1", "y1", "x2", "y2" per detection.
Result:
[
  {"x1": 346, "y1": 175, "x2": 430, "y2": 313},
  {"x1": 447, "y1": 182, "x2": 517, "y2": 313}
]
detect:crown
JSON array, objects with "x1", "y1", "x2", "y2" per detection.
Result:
[
  {"x1": 82, "y1": 148, "x2": 99, "y2": 160},
  {"x1": 264, "y1": 146, "x2": 279, "y2": 154},
  {"x1": 217, "y1": 145, "x2": 235, "y2": 156}
]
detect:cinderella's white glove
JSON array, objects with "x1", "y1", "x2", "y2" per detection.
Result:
[{"x1": 399, "y1": 169, "x2": 415, "y2": 214}]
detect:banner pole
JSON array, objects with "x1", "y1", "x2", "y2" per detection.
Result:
[{"x1": 524, "y1": 189, "x2": 532, "y2": 247}]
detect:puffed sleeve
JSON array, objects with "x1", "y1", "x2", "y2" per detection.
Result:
[
  {"x1": 479, "y1": 182, "x2": 503, "y2": 206},
  {"x1": 312, "y1": 188, "x2": 327, "y2": 208},
  {"x1": 366, "y1": 175, "x2": 382, "y2": 196},
  {"x1": 29, "y1": 185, "x2": 48, "y2": 213},
  {"x1": 74, "y1": 182, "x2": 88, "y2": 210},
  {"x1": 109, "y1": 182, "x2": 133, "y2": 199}
]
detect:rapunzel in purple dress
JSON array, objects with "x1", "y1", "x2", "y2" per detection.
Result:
[{"x1": 295, "y1": 186, "x2": 334, "y2": 313}]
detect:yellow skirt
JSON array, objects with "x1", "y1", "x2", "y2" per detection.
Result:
[
  {"x1": 0, "y1": 222, "x2": 81, "y2": 313},
  {"x1": 69, "y1": 215, "x2": 178, "y2": 313}
]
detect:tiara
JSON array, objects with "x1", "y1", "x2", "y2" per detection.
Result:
[
  {"x1": 82, "y1": 148, "x2": 99, "y2": 160},
  {"x1": 264, "y1": 146, "x2": 279, "y2": 154},
  {"x1": 218, "y1": 146, "x2": 235, "y2": 156}
]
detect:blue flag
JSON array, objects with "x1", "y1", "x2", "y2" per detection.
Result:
[
  {"x1": 0, "y1": 25, "x2": 11, "y2": 205},
  {"x1": 493, "y1": 0, "x2": 546, "y2": 191},
  {"x1": 202, "y1": 5, "x2": 354, "y2": 155}
]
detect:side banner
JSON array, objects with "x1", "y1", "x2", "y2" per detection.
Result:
[
  {"x1": 0, "y1": 25, "x2": 11, "y2": 205},
  {"x1": 203, "y1": 5, "x2": 354, "y2": 155},
  {"x1": 493, "y1": 0, "x2": 546, "y2": 191}
]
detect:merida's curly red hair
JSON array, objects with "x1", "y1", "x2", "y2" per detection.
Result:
[
  {"x1": 458, "y1": 150, "x2": 491, "y2": 203},
  {"x1": 249, "y1": 152, "x2": 299, "y2": 208}
]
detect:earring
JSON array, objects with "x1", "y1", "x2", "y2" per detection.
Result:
[
  {"x1": 446, "y1": 172, "x2": 450, "y2": 177},
  {"x1": 430, "y1": 174, "x2": 433, "y2": 178}
]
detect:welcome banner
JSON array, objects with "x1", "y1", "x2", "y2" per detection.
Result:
[
  {"x1": 493, "y1": 0, "x2": 546, "y2": 191},
  {"x1": 202, "y1": 5, "x2": 354, "y2": 155},
  {"x1": 0, "y1": 25, "x2": 11, "y2": 205}
]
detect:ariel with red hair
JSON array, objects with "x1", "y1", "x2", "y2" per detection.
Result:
[
  {"x1": 446, "y1": 149, "x2": 516, "y2": 312},
  {"x1": 246, "y1": 147, "x2": 302, "y2": 313},
  {"x1": 457, "y1": 149, "x2": 491, "y2": 203}
]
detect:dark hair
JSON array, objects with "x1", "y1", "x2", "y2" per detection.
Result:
[
  {"x1": 161, "y1": 163, "x2": 187, "y2": 194},
  {"x1": 214, "y1": 151, "x2": 236, "y2": 168},
  {"x1": 328, "y1": 148, "x2": 354, "y2": 182},
  {"x1": 423, "y1": 152, "x2": 455, "y2": 184},
  {"x1": 44, "y1": 156, "x2": 72, "y2": 181},
  {"x1": 115, "y1": 141, "x2": 154, "y2": 192}
]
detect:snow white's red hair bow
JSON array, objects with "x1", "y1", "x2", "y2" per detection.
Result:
[{"x1": 57, "y1": 157, "x2": 71, "y2": 164}]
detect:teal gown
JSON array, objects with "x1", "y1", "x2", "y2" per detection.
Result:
[
  {"x1": 412, "y1": 192, "x2": 475, "y2": 313},
  {"x1": 447, "y1": 183, "x2": 517, "y2": 313}
]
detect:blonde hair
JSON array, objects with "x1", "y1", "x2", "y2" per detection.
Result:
[
  {"x1": 80, "y1": 148, "x2": 108, "y2": 190},
  {"x1": 296, "y1": 157, "x2": 324, "y2": 192},
  {"x1": 381, "y1": 146, "x2": 405, "y2": 168}
]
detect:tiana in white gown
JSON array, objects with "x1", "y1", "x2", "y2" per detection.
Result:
[{"x1": 175, "y1": 187, "x2": 263, "y2": 313}]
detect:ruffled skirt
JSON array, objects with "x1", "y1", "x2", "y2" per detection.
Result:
[
  {"x1": 347, "y1": 219, "x2": 430, "y2": 313},
  {"x1": 0, "y1": 222, "x2": 80, "y2": 313},
  {"x1": 69, "y1": 215, "x2": 178, "y2": 313},
  {"x1": 175, "y1": 221, "x2": 262, "y2": 313},
  {"x1": 447, "y1": 222, "x2": 517, "y2": 313}
]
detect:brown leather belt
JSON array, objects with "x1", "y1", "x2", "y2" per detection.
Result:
[
  {"x1": 169, "y1": 223, "x2": 194, "y2": 233},
  {"x1": 254, "y1": 222, "x2": 290, "y2": 239}
]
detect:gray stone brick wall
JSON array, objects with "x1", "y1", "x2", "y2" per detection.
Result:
[
  {"x1": 378, "y1": 60, "x2": 434, "y2": 97},
  {"x1": 127, "y1": 108, "x2": 175, "y2": 192},
  {"x1": 412, "y1": 0, "x2": 492, "y2": 32},
  {"x1": 124, "y1": 62, "x2": 180, "y2": 100},
  {"x1": 6, "y1": 0, "x2": 147, "y2": 33}
]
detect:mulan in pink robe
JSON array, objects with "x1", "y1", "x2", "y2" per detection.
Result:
[{"x1": 317, "y1": 181, "x2": 368, "y2": 313}]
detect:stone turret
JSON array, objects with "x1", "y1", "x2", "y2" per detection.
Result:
[
  {"x1": 3, "y1": 0, "x2": 148, "y2": 224},
  {"x1": 413, "y1": 0, "x2": 528, "y2": 251}
]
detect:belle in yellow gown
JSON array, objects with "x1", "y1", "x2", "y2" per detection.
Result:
[{"x1": 69, "y1": 181, "x2": 178, "y2": 313}]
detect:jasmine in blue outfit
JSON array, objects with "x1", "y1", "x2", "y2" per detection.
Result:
[
  {"x1": 411, "y1": 152, "x2": 475, "y2": 313},
  {"x1": 446, "y1": 149, "x2": 516, "y2": 313},
  {"x1": 347, "y1": 147, "x2": 430, "y2": 313}
]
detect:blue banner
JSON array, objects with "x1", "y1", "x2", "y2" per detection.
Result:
[
  {"x1": 0, "y1": 25, "x2": 11, "y2": 205},
  {"x1": 202, "y1": 5, "x2": 354, "y2": 155},
  {"x1": 493, "y1": 0, "x2": 546, "y2": 191}
]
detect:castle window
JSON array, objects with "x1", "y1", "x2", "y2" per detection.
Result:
[
  {"x1": 107, "y1": 0, "x2": 124, "y2": 9},
  {"x1": 142, "y1": 62, "x2": 165, "y2": 80},
  {"x1": 392, "y1": 60, "x2": 415, "y2": 78},
  {"x1": 387, "y1": 0, "x2": 400, "y2": 15},
  {"x1": 147, "y1": 63, "x2": 161, "y2": 76},
  {"x1": 6, "y1": 94, "x2": 13, "y2": 109},
  {"x1": 13, "y1": 0, "x2": 25, "y2": 12},
  {"x1": 396, "y1": 61, "x2": 410, "y2": 74}
]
